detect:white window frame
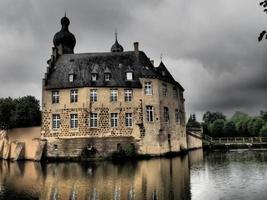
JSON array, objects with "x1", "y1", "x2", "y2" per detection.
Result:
[
  {"x1": 52, "y1": 91, "x2": 59, "y2": 104},
  {"x1": 111, "y1": 113, "x2": 118, "y2": 128},
  {"x1": 90, "y1": 113, "x2": 98, "y2": 128},
  {"x1": 110, "y1": 89, "x2": 118, "y2": 102},
  {"x1": 70, "y1": 89, "x2": 78, "y2": 103},
  {"x1": 144, "y1": 82, "x2": 153, "y2": 95},
  {"x1": 124, "y1": 89, "x2": 133, "y2": 102},
  {"x1": 91, "y1": 73, "x2": 97, "y2": 81},
  {"x1": 163, "y1": 107, "x2": 169, "y2": 122},
  {"x1": 125, "y1": 113, "x2": 133, "y2": 128},
  {"x1": 162, "y1": 83, "x2": 167, "y2": 96},
  {"x1": 69, "y1": 74, "x2": 74, "y2": 82},
  {"x1": 126, "y1": 72, "x2": 133, "y2": 80},
  {"x1": 104, "y1": 73, "x2": 111, "y2": 81},
  {"x1": 90, "y1": 89, "x2": 97, "y2": 102},
  {"x1": 52, "y1": 114, "x2": 60, "y2": 129},
  {"x1": 146, "y1": 106, "x2": 154, "y2": 122},
  {"x1": 70, "y1": 114, "x2": 78, "y2": 129}
]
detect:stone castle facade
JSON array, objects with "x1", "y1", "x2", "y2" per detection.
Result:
[{"x1": 41, "y1": 15, "x2": 187, "y2": 158}]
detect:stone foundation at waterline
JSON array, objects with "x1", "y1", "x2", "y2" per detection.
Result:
[{"x1": 0, "y1": 127, "x2": 45, "y2": 161}]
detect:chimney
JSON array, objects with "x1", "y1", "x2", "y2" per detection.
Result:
[{"x1": 134, "y1": 42, "x2": 139, "y2": 53}]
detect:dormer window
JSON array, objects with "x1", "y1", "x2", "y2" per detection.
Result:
[
  {"x1": 69, "y1": 74, "x2": 74, "y2": 82},
  {"x1": 91, "y1": 73, "x2": 97, "y2": 81},
  {"x1": 104, "y1": 73, "x2": 111, "y2": 81},
  {"x1": 126, "y1": 72, "x2": 133, "y2": 80}
]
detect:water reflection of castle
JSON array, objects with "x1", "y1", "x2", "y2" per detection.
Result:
[{"x1": 0, "y1": 150, "x2": 203, "y2": 199}]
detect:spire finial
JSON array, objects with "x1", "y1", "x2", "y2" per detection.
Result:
[
  {"x1": 115, "y1": 28, "x2": 118, "y2": 41},
  {"x1": 64, "y1": 10, "x2": 66, "y2": 17},
  {"x1": 160, "y1": 53, "x2": 163, "y2": 62}
]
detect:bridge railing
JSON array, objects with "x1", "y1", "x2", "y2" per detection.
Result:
[{"x1": 202, "y1": 135, "x2": 267, "y2": 144}]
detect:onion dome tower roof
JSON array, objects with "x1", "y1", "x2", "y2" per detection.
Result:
[
  {"x1": 53, "y1": 14, "x2": 76, "y2": 54},
  {"x1": 111, "y1": 31, "x2": 124, "y2": 53}
]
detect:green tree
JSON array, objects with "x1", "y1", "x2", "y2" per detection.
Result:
[
  {"x1": 0, "y1": 97, "x2": 15, "y2": 129},
  {"x1": 260, "y1": 111, "x2": 267, "y2": 122},
  {"x1": 248, "y1": 117, "x2": 265, "y2": 136},
  {"x1": 13, "y1": 96, "x2": 41, "y2": 128},
  {"x1": 203, "y1": 111, "x2": 226, "y2": 124},
  {"x1": 223, "y1": 120, "x2": 236, "y2": 137},
  {"x1": 260, "y1": 124, "x2": 267, "y2": 136},
  {"x1": 209, "y1": 119, "x2": 225, "y2": 137}
]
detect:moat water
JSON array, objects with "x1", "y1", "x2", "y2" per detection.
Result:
[{"x1": 1, "y1": 149, "x2": 267, "y2": 200}]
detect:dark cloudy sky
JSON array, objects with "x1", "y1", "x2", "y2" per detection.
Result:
[{"x1": 0, "y1": 0, "x2": 266, "y2": 119}]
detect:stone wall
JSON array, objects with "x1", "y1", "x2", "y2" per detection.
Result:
[
  {"x1": 0, "y1": 127, "x2": 44, "y2": 160},
  {"x1": 45, "y1": 136, "x2": 136, "y2": 158},
  {"x1": 186, "y1": 128, "x2": 203, "y2": 150}
]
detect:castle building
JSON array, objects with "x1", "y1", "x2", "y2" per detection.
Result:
[{"x1": 41, "y1": 15, "x2": 187, "y2": 158}]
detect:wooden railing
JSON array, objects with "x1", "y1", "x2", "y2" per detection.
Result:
[{"x1": 202, "y1": 134, "x2": 267, "y2": 145}]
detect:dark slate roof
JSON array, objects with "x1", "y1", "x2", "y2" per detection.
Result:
[{"x1": 44, "y1": 51, "x2": 184, "y2": 91}]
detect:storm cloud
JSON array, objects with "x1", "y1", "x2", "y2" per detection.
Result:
[{"x1": 0, "y1": 0, "x2": 266, "y2": 119}]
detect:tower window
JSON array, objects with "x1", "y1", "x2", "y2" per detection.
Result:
[
  {"x1": 163, "y1": 107, "x2": 169, "y2": 122},
  {"x1": 70, "y1": 89, "x2": 78, "y2": 103},
  {"x1": 52, "y1": 91, "x2": 59, "y2": 104},
  {"x1": 90, "y1": 89, "x2": 97, "y2": 102},
  {"x1": 175, "y1": 109, "x2": 179, "y2": 123},
  {"x1": 70, "y1": 114, "x2": 78, "y2": 129},
  {"x1": 144, "y1": 82, "x2": 153, "y2": 95},
  {"x1": 110, "y1": 89, "x2": 118, "y2": 102},
  {"x1": 90, "y1": 113, "x2": 98, "y2": 128},
  {"x1": 52, "y1": 114, "x2": 60, "y2": 129},
  {"x1": 104, "y1": 73, "x2": 111, "y2": 81},
  {"x1": 91, "y1": 73, "x2": 97, "y2": 81},
  {"x1": 125, "y1": 113, "x2": 133, "y2": 127},
  {"x1": 146, "y1": 106, "x2": 154, "y2": 122},
  {"x1": 111, "y1": 113, "x2": 118, "y2": 127},
  {"x1": 126, "y1": 72, "x2": 133, "y2": 80},
  {"x1": 124, "y1": 89, "x2": 133, "y2": 102}
]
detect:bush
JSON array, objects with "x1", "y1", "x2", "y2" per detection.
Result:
[{"x1": 260, "y1": 124, "x2": 267, "y2": 136}]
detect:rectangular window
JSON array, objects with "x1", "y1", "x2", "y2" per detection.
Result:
[
  {"x1": 91, "y1": 74, "x2": 97, "y2": 81},
  {"x1": 70, "y1": 89, "x2": 78, "y2": 103},
  {"x1": 105, "y1": 73, "x2": 111, "y2": 81},
  {"x1": 162, "y1": 83, "x2": 167, "y2": 96},
  {"x1": 146, "y1": 106, "x2": 154, "y2": 122},
  {"x1": 175, "y1": 109, "x2": 179, "y2": 123},
  {"x1": 164, "y1": 107, "x2": 169, "y2": 122},
  {"x1": 111, "y1": 113, "x2": 118, "y2": 127},
  {"x1": 110, "y1": 89, "x2": 118, "y2": 102},
  {"x1": 144, "y1": 82, "x2": 153, "y2": 95},
  {"x1": 125, "y1": 113, "x2": 133, "y2": 127},
  {"x1": 52, "y1": 91, "x2": 59, "y2": 104},
  {"x1": 173, "y1": 87, "x2": 178, "y2": 98},
  {"x1": 90, "y1": 89, "x2": 97, "y2": 102},
  {"x1": 124, "y1": 89, "x2": 133, "y2": 102},
  {"x1": 90, "y1": 113, "x2": 98, "y2": 128},
  {"x1": 69, "y1": 74, "x2": 74, "y2": 82},
  {"x1": 126, "y1": 72, "x2": 133, "y2": 80},
  {"x1": 70, "y1": 114, "x2": 78, "y2": 129},
  {"x1": 52, "y1": 114, "x2": 60, "y2": 129}
]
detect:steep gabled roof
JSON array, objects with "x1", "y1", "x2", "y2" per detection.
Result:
[{"x1": 44, "y1": 51, "x2": 184, "y2": 91}]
